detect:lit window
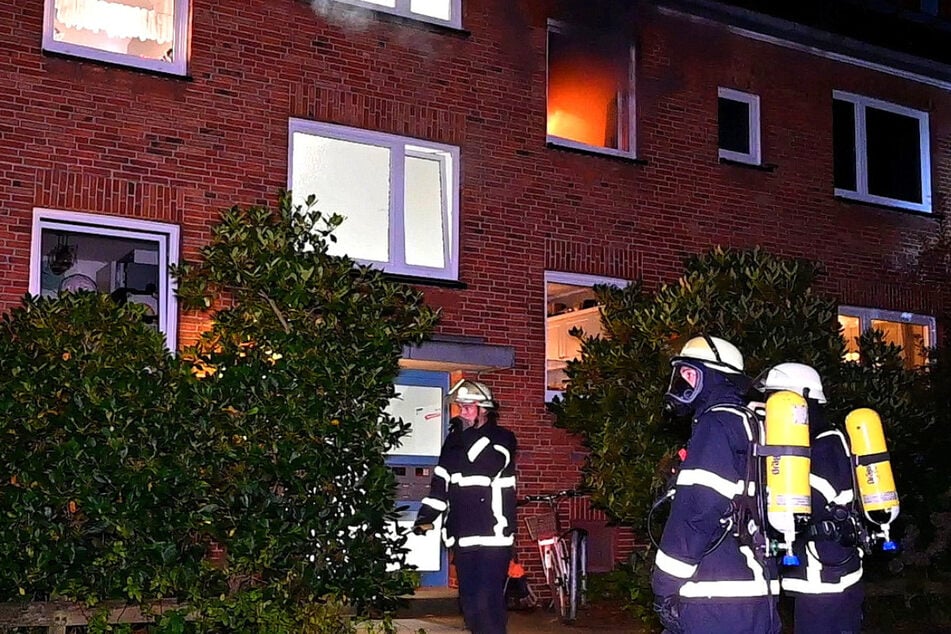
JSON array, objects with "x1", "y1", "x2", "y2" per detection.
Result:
[
  {"x1": 718, "y1": 87, "x2": 761, "y2": 165},
  {"x1": 838, "y1": 306, "x2": 934, "y2": 369},
  {"x1": 30, "y1": 209, "x2": 180, "y2": 351},
  {"x1": 289, "y1": 119, "x2": 459, "y2": 281},
  {"x1": 833, "y1": 91, "x2": 932, "y2": 213},
  {"x1": 42, "y1": 0, "x2": 189, "y2": 76},
  {"x1": 547, "y1": 21, "x2": 635, "y2": 158},
  {"x1": 545, "y1": 272, "x2": 627, "y2": 401},
  {"x1": 331, "y1": 0, "x2": 460, "y2": 28}
]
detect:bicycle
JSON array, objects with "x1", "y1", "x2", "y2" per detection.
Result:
[{"x1": 518, "y1": 489, "x2": 589, "y2": 622}]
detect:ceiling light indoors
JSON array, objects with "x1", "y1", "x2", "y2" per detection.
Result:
[{"x1": 47, "y1": 233, "x2": 77, "y2": 275}]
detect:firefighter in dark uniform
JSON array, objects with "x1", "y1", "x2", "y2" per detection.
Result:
[
  {"x1": 757, "y1": 363, "x2": 864, "y2": 634},
  {"x1": 414, "y1": 379, "x2": 517, "y2": 634},
  {"x1": 652, "y1": 335, "x2": 781, "y2": 634}
]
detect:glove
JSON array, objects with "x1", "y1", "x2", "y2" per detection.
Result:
[
  {"x1": 653, "y1": 594, "x2": 683, "y2": 634},
  {"x1": 412, "y1": 523, "x2": 433, "y2": 536}
]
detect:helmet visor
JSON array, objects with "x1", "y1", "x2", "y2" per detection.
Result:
[{"x1": 665, "y1": 361, "x2": 704, "y2": 406}]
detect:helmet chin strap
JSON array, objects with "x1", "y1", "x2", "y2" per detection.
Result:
[{"x1": 702, "y1": 334, "x2": 723, "y2": 364}]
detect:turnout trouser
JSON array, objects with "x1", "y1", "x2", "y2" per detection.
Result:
[{"x1": 453, "y1": 546, "x2": 511, "y2": 634}]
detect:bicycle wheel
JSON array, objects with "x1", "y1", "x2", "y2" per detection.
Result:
[
  {"x1": 552, "y1": 538, "x2": 571, "y2": 621},
  {"x1": 569, "y1": 528, "x2": 589, "y2": 614}
]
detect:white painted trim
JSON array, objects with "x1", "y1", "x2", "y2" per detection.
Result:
[
  {"x1": 42, "y1": 0, "x2": 190, "y2": 76},
  {"x1": 30, "y1": 208, "x2": 180, "y2": 352},
  {"x1": 832, "y1": 91, "x2": 932, "y2": 213},
  {"x1": 717, "y1": 87, "x2": 762, "y2": 165},
  {"x1": 546, "y1": 21, "x2": 638, "y2": 159},
  {"x1": 545, "y1": 271, "x2": 629, "y2": 289},
  {"x1": 839, "y1": 304, "x2": 936, "y2": 361},
  {"x1": 331, "y1": 0, "x2": 462, "y2": 30},
  {"x1": 544, "y1": 271, "x2": 629, "y2": 402},
  {"x1": 732, "y1": 26, "x2": 951, "y2": 93},
  {"x1": 546, "y1": 136, "x2": 639, "y2": 160},
  {"x1": 288, "y1": 118, "x2": 461, "y2": 281},
  {"x1": 656, "y1": 6, "x2": 951, "y2": 92}
]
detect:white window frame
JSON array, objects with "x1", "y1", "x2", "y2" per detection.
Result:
[
  {"x1": 29, "y1": 208, "x2": 181, "y2": 351},
  {"x1": 546, "y1": 20, "x2": 637, "y2": 160},
  {"x1": 42, "y1": 0, "x2": 190, "y2": 76},
  {"x1": 545, "y1": 271, "x2": 628, "y2": 402},
  {"x1": 839, "y1": 304, "x2": 936, "y2": 362},
  {"x1": 717, "y1": 87, "x2": 762, "y2": 165},
  {"x1": 832, "y1": 90, "x2": 932, "y2": 213},
  {"x1": 288, "y1": 119, "x2": 460, "y2": 282},
  {"x1": 332, "y1": 0, "x2": 462, "y2": 29}
]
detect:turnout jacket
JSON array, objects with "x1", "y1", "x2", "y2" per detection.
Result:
[
  {"x1": 652, "y1": 373, "x2": 779, "y2": 602},
  {"x1": 781, "y1": 406, "x2": 863, "y2": 595},
  {"x1": 415, "y1": 418, "x2": 517, "y2": 549}
]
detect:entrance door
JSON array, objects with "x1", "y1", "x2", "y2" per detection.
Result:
[{"x1": 386, "y1": 370, "x2": 449, "y2": 586}]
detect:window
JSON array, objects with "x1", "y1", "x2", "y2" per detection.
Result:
[
  {"x1": 838, "y1": 306, "x2": 935, "y2": 369},
  {"x1": 545, "y1": 272, "x2": 627, "y2": 401},
  {"x1": 832, "y1": 91, "x2": 932, "y2": 212},
  {"x1": 331, "y1": 0, "x2": 461, "y2": 28},
  {"x1": 547, "y1": 22, "x2": 636, "y2": 158},
  {"x1": 29, "y1": 209, "x2": 180, "y2": 351},
  {"x1": 42, "y1": 0, "x2": 189, "y2": 76},
  {"x1": 289, "y1": 120, "x2": 459, "y2": 281},
  {"x1": 718, "y1": 87, "x2": 761, "y2": 165}
]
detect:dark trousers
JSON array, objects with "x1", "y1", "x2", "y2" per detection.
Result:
[
  {"x1": 793, "y1": 583, "x2": 864, "y2": 634},
  {"x1": 679, "y1": 597, "x2": 782, "y2": 634},
  {"x1": 453, "y1": 546, "x2": 511, "y2": 634}
]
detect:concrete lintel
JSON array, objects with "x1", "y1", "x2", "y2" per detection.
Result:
[{"x1": 400, "y1": 338, "x2": 515, "y2": 373}]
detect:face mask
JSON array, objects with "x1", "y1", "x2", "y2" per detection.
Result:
[{"x1": 663, "y1": 361, "x2": 704, "y2": 418}]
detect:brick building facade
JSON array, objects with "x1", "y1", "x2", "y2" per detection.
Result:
[{"x1": 2, "y1": 0, "x2": 950, "y2": 587}]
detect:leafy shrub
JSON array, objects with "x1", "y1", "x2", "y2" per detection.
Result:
[
  {"x1": 0, "y1": 192, "x2": 439, "y2": 633},
  {"x1": 173, "y1": 192, "x2": 439, "y2": 629},
  {"x1": 0, "y1": 293, "x2": 205, "y2": 605}
]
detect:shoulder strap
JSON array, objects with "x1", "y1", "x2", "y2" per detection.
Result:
[{"x1": 706, "y1": 403, "x2": 762, "y2": 443}]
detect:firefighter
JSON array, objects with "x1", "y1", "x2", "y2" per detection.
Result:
[
  {"x1": 757, "y1": 363, "x2": 864, "y2": 634},
  {"x1": 414, "y1": 379, "x2": 517, "y2": 634},
  {"x1": 652, "y1": 335, "x2": 781, "y2": 634}
]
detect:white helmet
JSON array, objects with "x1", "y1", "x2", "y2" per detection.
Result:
[
  {"x1": 758, "y1": 362, "x2": 827, "y2": 404},
  {"x1": 675, "y1": 335, "x2": 744, "y2": 374},
  {"x1": 448, "y1": 379, "x2": 496, "y2": 409}
]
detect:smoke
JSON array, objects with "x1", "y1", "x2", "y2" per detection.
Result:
[{"x1": 308, "y1": 0, "x2": 379, "y2": 32}]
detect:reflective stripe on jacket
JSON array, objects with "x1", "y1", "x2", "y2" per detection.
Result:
[
  {"x1": 416, "y1": 419, "x2": 517, "y2": 549},
  {"x1": 653, "y1": 402, "x2": 778, "y2": 600},
  {"x1": 781, "y1": 428, "x2": 863, "y2": 595}
]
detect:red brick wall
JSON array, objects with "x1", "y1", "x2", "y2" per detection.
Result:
[{"x1": 2, "y1": 0, "x2": 950, "y2": 586}]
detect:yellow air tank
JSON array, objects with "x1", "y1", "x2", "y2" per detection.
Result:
[
  {"x1": 845, "y1": 408, "x2": 899, "y2": 549},
  {"x1": 764, "y1": 390, "x2": 811, "y2": 563}
]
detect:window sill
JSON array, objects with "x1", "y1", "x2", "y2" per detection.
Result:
[
  {"x1": 833, "y1": 193, "x2": 938, "y2": 218},
  {"x1": 385, "y1": 273, "x2": 468, "y2": 289},
  {"x1": 43, "y1": 49, "x2": 192, "y2": 81},
  {"x1": 718, "y1": 157, "x2": 777, "y2": 172},
  {"x1": 546, "y1": 141, "x2": 648, "y2": 165}
]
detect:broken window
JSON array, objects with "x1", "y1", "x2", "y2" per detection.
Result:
[{"x1": 547, "y1": 22, "x2": 635, "y2": 156}]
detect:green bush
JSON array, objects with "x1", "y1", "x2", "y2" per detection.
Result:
[
  {"x1": 0, "y1": 292, "x2": 206, "y2": 605},
  {"x1": 173, "y1": 192, "x2": 439, "y2": 629},
  {"x1": 0, "y1": 192, "x2": 439, "y2": 632}
]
